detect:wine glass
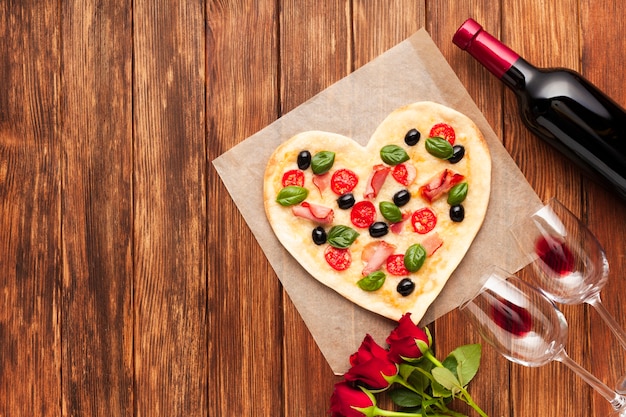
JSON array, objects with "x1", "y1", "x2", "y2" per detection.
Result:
[
  {"x1": 459, "y1": 266, "x2": 626, "y2": 414},
  {"x1": 509, "y1": 198, "x2": 626, "y2": 391}
]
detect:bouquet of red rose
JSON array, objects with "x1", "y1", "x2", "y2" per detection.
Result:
[{"x1": 330, "y1": 314, "x2": 488, "y2": 417}]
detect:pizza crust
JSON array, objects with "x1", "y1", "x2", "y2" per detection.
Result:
[{"x1": 264, "y1": 102, "x2": 491, "y2": 322}]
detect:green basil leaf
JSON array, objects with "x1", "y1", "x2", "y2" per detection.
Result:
[
  {"x1": 404, "y1": 244, "x2": 426, "y2": 272},
  {"x1": 380, "y1": 144, "x2": 410, "y2": 166},
  {"x1": 379, "y1": 201, "x2": 402, "y2": 223},
  {"x1": 276, "y1": 186, "x2": 308, "y2": 206},
  {"x1": 447, "y1": 182, "x2": 468, "y2": 205},
  {"x1": 327, "y1": 225, "x2": 359, "y2": 249},
  {"x1": 357, "y1": 271, "x2": 386, "y2": 291},
  {"x1": 425, "y1": 137, "x2": 454, "y2": 159},
  {"x1": 311, "y1": 151, "x2": 335, "y2": 174}
]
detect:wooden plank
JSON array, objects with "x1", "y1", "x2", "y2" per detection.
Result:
[
  {"x1": 502, "y1": 2, "x2": 589, "y2": 416},
  {"x1": 428, "y1": 4, "x2": 511, "y2": 416},
  {"x1": 279, "y1": 1, "x2": 352, "y2": 414},
  {"x1": 205, "y1": 1, "x2": 284, "y2": 415},
  {"x1": 580, "y1": 2, "x2": 626, "y2": 416},
  {"x1": 133, "y1": 1, "x2": 207, "y2": 415},
  {"x1": 280, "y1": 0, "x2": 352, "y2": 106},
  {"x1": 0, "y1": 2, "x2": 61, "y2": 416},
  {"x1": 60, "y1": 1, "x2": 133, "y2": 415},
  {"x1": 352, "y1": 0, "x2": 424, "y2": 70}
]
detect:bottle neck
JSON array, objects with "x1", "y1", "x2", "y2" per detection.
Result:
[
  {"x1": 453, "y1": 19, "x2": 520, "y2": 79},
  {"x1": 501, "y1": 58, "x2": 535, "y2": 91}
]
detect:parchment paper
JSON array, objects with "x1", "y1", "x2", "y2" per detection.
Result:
[{"x1": 213, "y1": 29, "x2": 543, "y2": 375}]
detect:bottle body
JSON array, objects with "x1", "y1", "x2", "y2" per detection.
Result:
[{"x1": 454, "y1": 19, "x2": 626, "y2": 200}]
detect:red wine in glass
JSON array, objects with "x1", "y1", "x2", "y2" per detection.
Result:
[
  {"x1": 461, "y1": 269, "x2": 626, "y2": 412},
  {"x1": 491, "y1": 298, "x2": 532, "y2": 337},
  {"x1": 535, "y1": 235, "x2": 575, "y2": 277}
]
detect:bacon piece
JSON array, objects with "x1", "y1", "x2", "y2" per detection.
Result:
[
  {"x1": 389, "y1": 211, "x2": 411, "y2": 234},
  {"x1": 364, "y1": 165, "x2": 390, "y2": 199},
  {"x1": 361, "y1": 241, "x2": 396, "y2": 276},
  {"x1": 421, "y1": 232, "x2": 443, "y2": 256},
  {"x1": 361, "y1": 241, "x2": 379, "y2": 262},
  {"x1": 313, "y1": 172, "x2": 331, "y2": 196},
  {"x1": 291, "y1": 202, "x2": 334, "y2": 224},
  {"x1": 419, "y1": 169, "x2": 464, "y2": 202}
]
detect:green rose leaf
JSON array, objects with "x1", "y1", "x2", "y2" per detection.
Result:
[
  {"x1": 450, "y1": 343, "x2": 482, "y2": 386},
  {"x1": 276, "y1": 186, "x2": 308, "y2": 206},
  {"x1": 388, "y1": 387, "x2": 423, "y2": 408},
  {"x1": 311, "y1": 151, "x2": 335, "y2": 174},
  {"x1": 357, "y1": 271, "x2": 386, "y2": 291},
  {"x1": 406, "y1": 366, "x2": 432, "y2": 394},
  {"x1": 380, "y1": 144, "x2": 410, "y2": 166},
  {"x1": 447, "y1": 182, "x2": 468, "y2": 206},
  {"x1": 404, "y1": 244, "x2": 426, "y2": 272},
  {"x1": 379, "y1": 201, "x2": 402, "y2": 223},
  {"x1": 425, "y1": 137, "x2": 454, "y2": 159},
  {"x1": 431, "y1": 367, "x2": 462, "y2": 394},
  {"x1": 327, "y1": 225, "x2": 359, "y2": 249},
  {"x1": 398, "y1": 363, "x2": 418, "y2": 381}
]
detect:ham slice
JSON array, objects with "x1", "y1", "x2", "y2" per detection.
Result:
[
  {"x1": 312, "y1": 172, "x2": 330, "y2": 196},
  {"x1": 361, "y1": 241, "x2": 396, "y2": 276},
  {"x1": 364, "y1": 165, "x2": 390, "y2": 199},
  {"x1": 421, "y1": 232, "x2": 443, "y2": 256},
  {"x1": 292, "y1": 202, "x2": 334, "y2": 224},
  {"x1": 419, "y1": 169, "x2": 464, "y2": 202},
  {"x1": 389, "y1": 211, "x2": 411, "y2": 234}
]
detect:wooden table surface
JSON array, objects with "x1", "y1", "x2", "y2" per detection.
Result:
[{"x1": 2, "y1": 1, "x2": 626, "y2": 416}]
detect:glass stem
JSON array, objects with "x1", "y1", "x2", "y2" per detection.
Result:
[
  {"x1": 586, "y1": 293, "x2": 626, "y2": 351},
  {"x1": 555, "y1": 350, "x2": 626, "y2": 411}
]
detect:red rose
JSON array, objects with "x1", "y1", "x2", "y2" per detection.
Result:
[
  {"x1": 344, "y1": 334, "x2": 398, "y2": 390},
  {"x1": 329, "y1": 381, "x2": 375, "y2": 417},
  {"x1": 386, "y1": 313, "x2": 431, "y2": 363}
]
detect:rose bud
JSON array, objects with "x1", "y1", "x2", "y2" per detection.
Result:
[
  {"x1": 329, "y1": 381, "x2": 376, "y2": 417},
  {"x1": 344, "y1": 334, "x2": 398, "y2": 390},
  {"x1": 386, "y1": 313, "x2": 432, "y2": 364}
]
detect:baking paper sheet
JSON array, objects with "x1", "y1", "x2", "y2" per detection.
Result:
[{"x1": 213, "y1": 29, "x2": 542, "y2": 374}]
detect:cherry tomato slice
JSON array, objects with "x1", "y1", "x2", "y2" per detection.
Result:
[
  {"x1": 429, "y1": 123, "x2": 456, "y2": 145},
  {"x1": 350, "y1": 200, "x2": 376, "y2": 228},
  {"x1": 331, "y1": 168, "x2": 358, "y2": 195},
  {"x1": 391, "y1": 164, "x2": 408, "y2": 186},
  {"x1": 282, "y1": 169, "x2": 305, "y2": 187},
  {"x1": 412, "y1": 207, "x2": 437, "y2": 234},
  {"x1": 386, "y1": 254, "x2": 409, "y2": 276},
  {"x1": 324, "y1": 246, "x2": 351, "y2": 271},
  {"x1": 391, "y1": 162, "x2": 418, "y2": 186}
]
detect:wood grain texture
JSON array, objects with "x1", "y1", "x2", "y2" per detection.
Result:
[
  {"x1": 0, "y1": 2, "x2": 61, "y2": 416},
  {"x1": 206, "y1": 1, "x2": 284, "y2": 415},
  {"x1": 60, "y1": 0, "x2": 133, "y2": 415},
  {"x1": 134, "y1": 0, "x2": 207, "y2": 415},
  {"x1": 1, "y1": 1, "x2": 626, "y2": 416},
  {"x1": 352, "y1": 0, "x2": 424, "y2": 70}
]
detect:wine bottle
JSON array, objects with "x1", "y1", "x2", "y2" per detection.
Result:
[{"x1": 453, "y1": 18, "x2": 626, "y2": 201}]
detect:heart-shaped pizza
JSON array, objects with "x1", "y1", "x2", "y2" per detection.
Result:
[{"x1": 264, "y1": 101, "x2": 491, "y2": 322}]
